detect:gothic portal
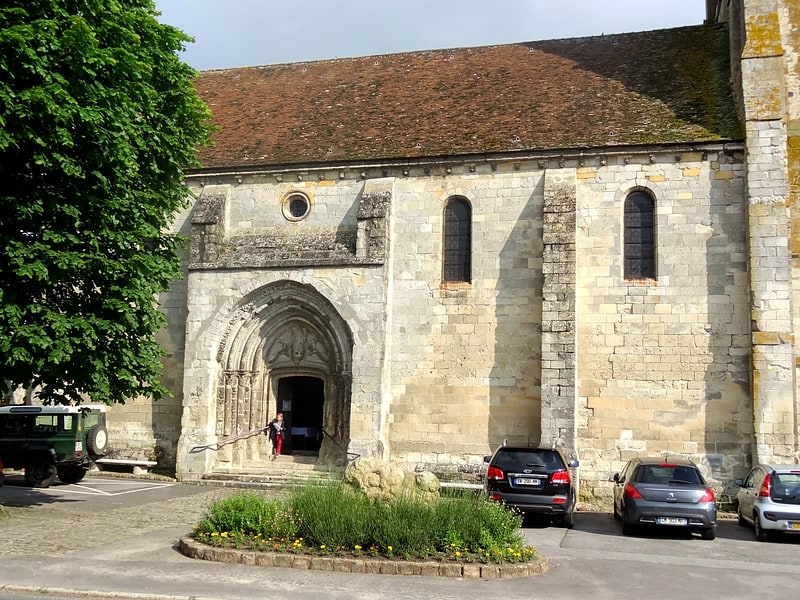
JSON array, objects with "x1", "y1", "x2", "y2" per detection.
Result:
[{"x1": 206, "y1": 280, "x2": 353, "y2": 471}]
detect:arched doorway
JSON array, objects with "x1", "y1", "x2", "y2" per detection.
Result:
[
  {"x1": 276, "y1": 376, "x2": 324, "y2": 455},
  {"x1": 214, "y1": 281, "x2": 354, "y2": 470}
]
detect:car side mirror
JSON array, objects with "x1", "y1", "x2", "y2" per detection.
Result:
[
  {"x1": 568, "y1": 459, "x2": 579, "y2": 468},
  {"x1": 734, "y1": 478, "x2": 744, "y2": 487},
  {"x1": 612, "y1": 473, "x2": 621, "y2": 483},
  {"x1": 483, "y1": 455, "x2": 491, "y2": 463}
]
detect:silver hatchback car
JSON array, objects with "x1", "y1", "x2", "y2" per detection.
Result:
[
  {"x1": 612, "y1": 457, "x2": 717, "y2": 540},
  {"x1": 735, "y1": 464, "x2": 800, "y2": 541}
]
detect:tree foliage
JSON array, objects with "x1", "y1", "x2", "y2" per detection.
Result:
[{"x1": 0, "y1": 1, "x2": 211, "y2": 404}]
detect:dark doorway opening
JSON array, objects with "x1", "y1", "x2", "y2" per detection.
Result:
[{"x1": 276, "y1": 376, "x2": 324, "y2": 456}]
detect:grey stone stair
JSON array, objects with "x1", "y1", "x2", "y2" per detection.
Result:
[{"x1": 194, "y1": 455, "x2": 345, "y2": 490}]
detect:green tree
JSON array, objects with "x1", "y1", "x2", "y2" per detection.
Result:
[{"x1": 0, "y1": 1, "x2": 211, "y2": 404}]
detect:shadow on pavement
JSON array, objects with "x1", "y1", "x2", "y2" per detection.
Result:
[{"x1": 0, "y1": 475, "x2": 82, "y2": 508}]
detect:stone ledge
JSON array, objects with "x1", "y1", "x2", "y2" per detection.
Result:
[{"x1": 178, "y1": 536, "x2": 548, "y2": 579}]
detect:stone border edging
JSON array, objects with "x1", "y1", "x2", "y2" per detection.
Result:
[{"x1": 178, "y1": 536, "x2": 548, "y2": 579}]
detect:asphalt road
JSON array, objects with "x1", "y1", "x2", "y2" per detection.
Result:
[{"x1": 1, "y1": 473, "x2": 799, "y2": 600}]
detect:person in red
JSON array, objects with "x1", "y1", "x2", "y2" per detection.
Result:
[{"x1": 267, "y1": 412, "x2": 286, "y2": 459}]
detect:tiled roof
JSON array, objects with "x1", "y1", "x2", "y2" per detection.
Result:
[{"x1": 194, "y1": 24, "x2": 740, "y2": 170}]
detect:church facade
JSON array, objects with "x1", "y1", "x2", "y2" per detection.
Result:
[{"x1": 105, "y1": 0, "x2": 798, "y2": 502}]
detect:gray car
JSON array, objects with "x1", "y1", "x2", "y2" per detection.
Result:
[
  {"x1": 612, "y1": 457, "x2": 717, "y2": 540},
  {"x1": 735, "y1": 464, "x2": 800, "y2": 541}
]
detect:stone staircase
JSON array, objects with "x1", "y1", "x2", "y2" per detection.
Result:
[{"x1": 193, "y1": 454, "x2": 345, "y2": 490}]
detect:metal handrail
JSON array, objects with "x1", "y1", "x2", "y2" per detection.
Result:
[
  {"x1": 321, "y1": 427, "x2": 360, "y2": 464},
  {"x1": 188, "y1": 426, "x2": 268, "y2": 453}
]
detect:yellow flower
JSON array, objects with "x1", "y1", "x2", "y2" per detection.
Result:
[
  {"x1": 354, "y1": 545, "x2": 362, "y2": 551},
  {"x1": 387, "y1": 546, "x2": 393, "y2": 551}
]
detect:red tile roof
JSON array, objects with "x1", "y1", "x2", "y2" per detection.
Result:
[{"x1": 194, "y1": 24, "x2": 739, "y2": 170}]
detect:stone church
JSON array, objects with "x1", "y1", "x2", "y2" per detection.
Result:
[{"x1": 104, "y1": 0, "x2": 798, "y2": 502}]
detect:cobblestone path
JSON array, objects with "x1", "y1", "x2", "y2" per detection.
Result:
[{"x1": 0, "y1": 484, "x2": 252, "y2": 556}]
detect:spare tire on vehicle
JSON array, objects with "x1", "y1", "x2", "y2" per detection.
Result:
[{"x1": 86, "y1": 425, "x2": 108, "y2": 456}]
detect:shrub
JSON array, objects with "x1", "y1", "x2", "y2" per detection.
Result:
[
  {"x1": 193, "y1": 482, "x2": 535, "y2": 564},
  {"x1": 370, "y1": 492, "x2": 437, "y2": 557},
  {"x1": 289, "y1": 482, "x2": 373, "y2": 548},
  {"x1": 195, "y1": 492, "x2": 297, "y2": 541}
]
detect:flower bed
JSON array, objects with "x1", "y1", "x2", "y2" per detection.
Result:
[{"x1": 185, "y1": 484, "x2": 546, "y2": 577}]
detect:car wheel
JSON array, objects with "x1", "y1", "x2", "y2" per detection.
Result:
[
  {"x1": 753, "y1": 512, "x2": 770, "y2": 542},
  {"x1": 561, "y1": 508, "x2": 575, "y2": 529},
  {"x1": 700, "y1": 526, "x2": 716, "y2": 541},
  {"x1": 621, "y1": 517, "x2": 636, "y2": 536},
  {"x1": 24, "y1": 457, "x2": 56, "y2": 488},
  {"x1": 737, "y1": 509, "x2": 747, "y2": 527},
  {"x1": 57, "y1": 466, "x2": 87, "y2": 484},
  {"x1": 86, "y1": 425, "x2": 108, "y2": 456}
]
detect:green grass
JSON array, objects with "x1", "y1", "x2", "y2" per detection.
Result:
[{"x1": 193, "y1": 482, "x2": 535, "y2": 564}]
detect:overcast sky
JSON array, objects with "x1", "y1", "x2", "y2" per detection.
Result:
[{"x1": 155, "y1": 1, "x2": 708, "y2": 71}]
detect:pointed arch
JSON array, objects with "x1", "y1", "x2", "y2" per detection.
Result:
[{"x1": 215, "y1": 280, "x2": 354, "y2": 466}]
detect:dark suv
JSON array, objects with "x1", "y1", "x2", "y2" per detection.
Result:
[
  {"x1": 483, "y1": 446, "x2": 579, "y2": 527},
  {"x1": 0, "y1": 405, "x2": 108, "y2": 487}
]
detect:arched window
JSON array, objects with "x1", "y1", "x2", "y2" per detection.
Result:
[
  {"x1": 443, "y1": 197, "x2": 471, "y2": 283},
  {"x1": 624, "y1": 191, "x2": 656, "y2": 280}
]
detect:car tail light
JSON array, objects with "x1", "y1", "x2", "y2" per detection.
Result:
[
  {"x1": 759, "y1": 473, "x2": 772, "y2": 497},
  {"x1": 74, "y1": 440, "x2": 83, "y2": 458},
  {"x1": 551, "y1": 470, "x2": 571, "y2": 485},
  {"x1": 698, "y1": 488, "x2": 715, "y2": 503},
  {"x1": 659, "y1": 463, "x2": 677, "y2": 468},
  {"x1": 624, "y1": 483, "x2": 643, "y2": 499},
  {"x1": 487, "y1": 466, "x2": 505, "y2": 481}
]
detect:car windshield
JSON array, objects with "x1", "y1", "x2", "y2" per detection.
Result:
[{"x1": 636, "y1": 464, "x2": 701, "y2": 485}]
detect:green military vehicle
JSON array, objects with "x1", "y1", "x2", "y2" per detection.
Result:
[{"x1": 0, "y1": 405, "x2": 108, "y2": 487}]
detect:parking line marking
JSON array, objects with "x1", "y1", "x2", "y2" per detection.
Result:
[{"x1": 53, "y1": 481, "x2": 177, "y2": 496}]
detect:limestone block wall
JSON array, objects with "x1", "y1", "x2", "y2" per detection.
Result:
[
  {"x1": 385, "y1": 166, "x2": 544, "y2": 480},
  {"x1": 786, "y1": 1, "x2": 800, "y2": 462},
  {"x1": 174, "y1": 175, "x2": 390, "y2": 479},
  {"x1": 738, "y1": 0, "x2": 798, "y2": 465},
  {"x1": 575, "y1": 148, "x2": 751, "y2": 501}
]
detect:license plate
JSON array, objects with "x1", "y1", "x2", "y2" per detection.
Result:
[
  {"x1": 791, "y1": 522, "x2": 800, "y2": 530},
  {"x1": 515, "y1": 477, "x2": 542, "y2": 487},
  {"x1": 656, "y1": 517, "x2": 688, "y2": 526}
]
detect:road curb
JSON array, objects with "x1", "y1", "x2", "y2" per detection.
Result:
[
  {"x1": 178, "y1": 536, "x2": 549, "y2": 579},
  {"x1": 0, "y1": 584, "x2": 205, "y2": 600}
]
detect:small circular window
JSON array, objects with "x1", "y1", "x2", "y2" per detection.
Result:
[{"x1": 282, "y1": 192, "x2": 311, "y2": 222}]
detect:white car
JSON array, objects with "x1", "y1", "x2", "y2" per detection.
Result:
[{"x1": 736, "y1": 464, "x2": 800, "y2": 541}]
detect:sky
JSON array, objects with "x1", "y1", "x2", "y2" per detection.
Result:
[{"x1": 155, "y1": 1, "x2": 708, "y2": 71}]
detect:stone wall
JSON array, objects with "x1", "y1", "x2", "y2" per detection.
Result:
[
  {"x1": 158, "y1": 145, "x2": 757, "y2": 499},
  {"x1": 738, "y1": 0, "x2": 798, "y2": 466},
  {"x1": 384, "y1": 167, "x2": 545, "y2": 481},
  {"x1": 575, "y1": 148, "x2": 751, "y2": 500}
]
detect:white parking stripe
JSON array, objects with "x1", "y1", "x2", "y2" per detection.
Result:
[{"x1": 50, "y1": 480, "x2": 177, "y2": 496}]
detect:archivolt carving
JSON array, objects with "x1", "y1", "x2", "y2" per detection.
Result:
[
  {"x1": 216, "y1": 303, "x2": 256, "y2": 363},
  {"x1": 214, "y1": 280, "x2": 354, "y2": 467}
]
